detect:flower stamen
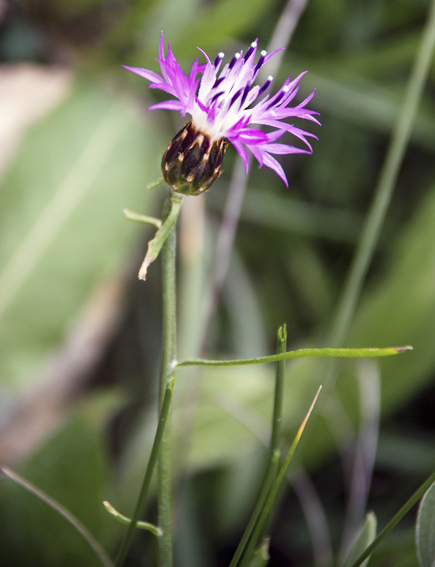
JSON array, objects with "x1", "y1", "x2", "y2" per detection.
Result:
[
  {"x1": 228, "y1": 52, "x2": 241, "y2": 70},
  {"x1": 244, "y1": 40, "x2": 258, "y2": 60}
]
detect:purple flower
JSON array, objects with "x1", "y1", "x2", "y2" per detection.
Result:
[{"x1": 123, "y1": 33, "x2": 319, "y2": 193}]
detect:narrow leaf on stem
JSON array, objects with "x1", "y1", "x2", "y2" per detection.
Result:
[
  {"x1": 103, "y1": 501, "x2": 162, "y2": 536},
  {"x1": 138, "y1": 191, "x2": 183, "y2": 280},
  {"x1": 176, "y1": 346, "x2": 413, "y2": 368},
  {"x1": 0, "y1": 466, "x2": 113, "y2": 567},
  {"x1": 348, "y1": 470, "x2": 435, "y2": 567},
  {"x1": 123, "y1": 209, "x2": 162, "y2": 227},
  {"x1": 239, "y1": 386, "x2": 322, "y2": 567},
  {"x1": 114, "y1": 376, "x2": 175, "y2": 567}
]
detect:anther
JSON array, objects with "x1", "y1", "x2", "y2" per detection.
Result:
[
  {"x1": 211, "y1": 90, "x2": 225, "y2": 103},
  {"x1": 229, "y1": 52, "x2": 241, "y2": 70},
  {"x1": 267, "y1": 84, "x2": 289, "y2": 108},
  {"x1": 254, "y1": 50, "x2": 268, "y2": 73},
  {"x1": 258, "y1": 75, "x2": 273, "y2": 96},
  {"x1": 214, "y1": 52, "x2": 224, "y2": 67},
  {"x1": 239, "y1": 84, "x2": 251, "y2": 108},
  {"x1": 230, "y1": 88, "x2": 243, "y2": 107},
  {"x1": 244, "y1": 40, "x2": 257, "y2": 60},
  {"x1": 212, "y1": 76, "x2": 225, "y2": 89}
]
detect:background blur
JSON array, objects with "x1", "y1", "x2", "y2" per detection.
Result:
[{"x1": 0, "y1": 0, "x2": 435, "y2": 565}]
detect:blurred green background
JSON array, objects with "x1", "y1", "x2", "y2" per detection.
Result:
[{"x1": 0, "y1": 0, "x2": 435, "y2": 565}]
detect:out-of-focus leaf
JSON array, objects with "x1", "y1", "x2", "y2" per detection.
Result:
[
  {"x1": 0, "y1": 393, "x2": 118, "y2": 567},
  {"x1": 342, "y1": 512, "x2": 377, "y2": 567},
  {"x1": 309, "y1": 32, "x2": 421, "y2": 79},
  {"x1": 175, "y1": 0, "x2": 279, "y2": 54},
  {"x1": 377, "y1": 432, "x2": 435, "y2": 475},
  {"x1": 345, "y1": 183, "x2": 435, "y2": 414},
  {"x1": 248, "y1": 537, "x2": 270, "y2": 567},
  {"x1": 287, "y1": 64, "x2": 435, "y2": 151},
  {"x1": 187, "y1": 365, "x2": 272, "y2": 470},
  {"x1": 133, "y1": 0, "x2": 280, "y2": 66},
  {"x1": 52, "y1": 0, "x2": 107, "y2": 18},
  {"x1": 208, "y1": 187, "x2": 364, "y2": 242},
  {"x1": 168, "y1": 180, "x2": 435, "y2": 474},
  {"x1": 0, "y1": 77, "x2": 164, "y2": 392},
  {"x1": 224, "y1": 251, "x2": 268, "y2": 359},
  {"x1": 0, "y1": 65, "x2": 72, "y2": 175},
  {"x1": 369, "y1": 529, "x2": 417, "y2": 567},
  {"x1": 416, "y1": 481, "x2": 435, "y2": 567}
]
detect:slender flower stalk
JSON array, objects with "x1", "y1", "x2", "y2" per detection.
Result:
[
  {"x1": 124, "y1": 32, "x2": 319, "y2": 193},
  {"x1": 157, "y1": 194, "x2": 178, "y2": 567},
  {"x1": 119, "y1": 34, "x2": 320, "y2": 567}
]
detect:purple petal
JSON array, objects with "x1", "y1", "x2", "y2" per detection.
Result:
[
  {"x1": 148, "y1": 100, "x2": 186, "y2": 112},
  {"x1": 122, "y1": 66, "x2": 163, "y2": 84},
  {"x1": 261, "y1": 153, "x2": 289, "y2": 186},
  {"x1": 230, "y1": 139, "x2": 250, "y2": 173}
]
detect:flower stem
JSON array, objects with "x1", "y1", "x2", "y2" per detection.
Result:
[
  {"x1": 157, "y1": 191, "x2": 179, "y2": 567},
  {"x1": 113, "y1": 377, "x2": 175, "y2": 567},
  {"x1": 113, "y1": 190, "x2": 180, "y2": 567}
]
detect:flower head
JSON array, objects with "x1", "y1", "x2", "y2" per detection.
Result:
[{"x1": 123, "y1": 33, "x2": 319, "y2": 194}]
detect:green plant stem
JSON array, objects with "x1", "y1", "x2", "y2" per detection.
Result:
[
  {"x1": 228, "y1": 450, "x2": 280, "y2": 567},
  {"x1": 330, "y1": 0, "x2": 435, "y2": 347},
  {"x1": 348, "y1": 470, "x2": 435, "y2": 567},
  {"x1": 176, "y1": 346, "x2": 412, "y2": 368},
  {"x1": 157, "y1": 192, "x2": 178, "y2": 567},
  {"x1": 0, "y1": 466, "x2": 113, "y2": 567},
  {"x1": 238, "y1": 387, "x2": 322, "y2": 567},
  {"x1": 228, "y1": 325, "x2": 288, "y2": 567},
  {"x1": 270, "y1": 325, "x2": 287, "y2": 456},
  {"x1": 114, "y1": 377, "x2": 175, "y2": 567}
]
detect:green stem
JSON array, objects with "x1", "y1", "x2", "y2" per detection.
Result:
[
  {"x1": 270, "y1": 325, "x2": 287, "y2": 456},
  {"x1": 228, "y1": 325, "x2": 287, "y2": 567},
  {"x1": 228, "y1": 450, "x2": 280, "y2": 567},
  {"x1": 114, "y1": 377, "x2": 175, "y2": 567},
  {"x1": 348, "y1": 470, "x2": 435, "y2": 567},
  {"x1": 157, "y1": 191, "x2": 179, "y2": 567},
  {"x1": 330, "y1": 0, "x2": 435, "y2": 347},
  {"x1": 238, "y1": 387, "x2": 322, "y2": 567},
  {"x1": 176, "y1": 345, "x2": 412, "y2": 368}
]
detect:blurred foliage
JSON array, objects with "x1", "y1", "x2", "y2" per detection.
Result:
[
  {"x1": 0, "y1": 394, "x2": 118, "y2": 567},
  {"x1": 1, "y1": 0, "x2": 435, "y2": 566}
]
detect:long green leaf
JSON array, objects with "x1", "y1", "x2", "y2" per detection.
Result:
[
  {"x1": 342, "y1": 513, "x2": 377, "y2": 567},
  {"x1": 0, "y1": 79, "x2": 164, "y2": 390},
  {"x1": 416, "y1": 481, "x2": 435, "y2": 567},
  {"x1": 176, "y1": 346, "x2": 412, "y2": 368}
]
